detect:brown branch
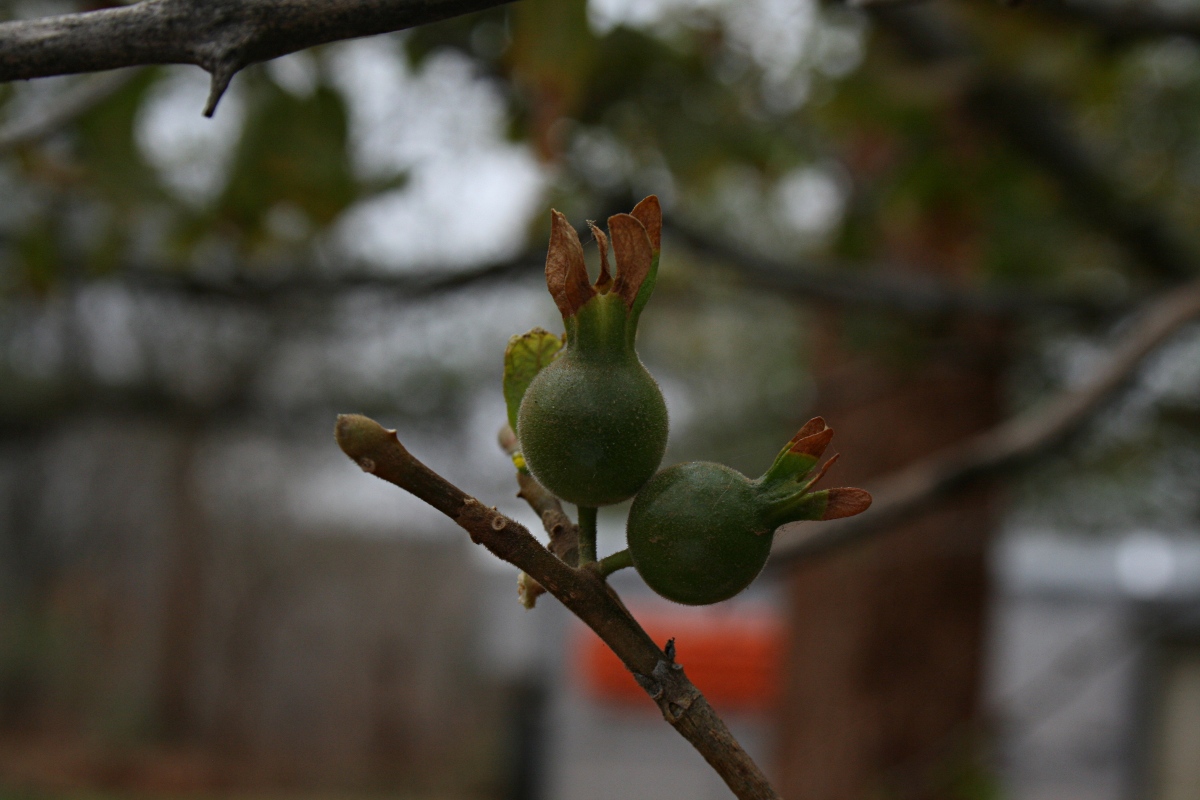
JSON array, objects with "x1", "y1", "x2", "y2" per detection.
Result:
[
  {"x1": 515, "y1": 466, "x2": 579, "y2": 566},
  {"x1": 498, "y1": 422, "x2": 579, "y2": 607},
  {"x1": 0, "y1": 68, "x2": 139, "y2": 153},
  {"x1": 335, "y1": 414, "x2": 780, "y2": 800},
  {"x1": 771, "y1": 278, "x2": 1200, "y2": 563},
  {"x1": 0, "y1": 0, "x2": 514, "y2": 115}
]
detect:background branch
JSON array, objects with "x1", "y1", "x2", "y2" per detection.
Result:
[
  {"x1": 0, "y1": 0, "x2": 513, "y2": 114},
  {"x1": 1026, "y1": 0, "x2": 1200, "y2": 45},
  {"x1": 111, "y1": 227, "x2": 1123, "y2": 319},
  {"x1": 772, "y1": 277, "x2": 1200, "y2": 562},
  {"x1": 670, "y1": 222, "x2": 1124, "y2": 319},
  {"x1": 0, "y1": 68, "x2": 138, "y2": 153},
  {"x1": 334, "y1": 414, "x2": 781, "y2": 800},
  {"x1": 119, "y1": 252, "x2": 544, "y2": 304},
  {"x1": 873, "y1": 3, "x2": 1199, "y2": 283}
]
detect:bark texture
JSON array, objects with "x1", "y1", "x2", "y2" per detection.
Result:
[{"x1": 0, "y1": 0, "x2": 513, "y2": 113}]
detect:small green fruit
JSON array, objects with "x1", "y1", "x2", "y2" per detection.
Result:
[
  {"x1": 627, "y1": 418, "x2": 871, "y2": 605},
  {"x1": 518, "y1": 342, "x2": 667, "y2": 506},
  {"x1": 627, "y1": 461, "x2": 771, "y2": 605},
  {"x1": 515, "y1": 197, "x2": 668, "y2": 507}
]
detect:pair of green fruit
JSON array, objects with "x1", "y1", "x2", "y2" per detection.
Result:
[{"x1": 506, "y1": 197, "x2": 871, "y2": 606}]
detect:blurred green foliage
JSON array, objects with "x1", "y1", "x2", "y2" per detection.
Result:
[
  {"x1": 0, "y1": 0, "x2": 1197, "y2": 538},
  {"x1": 1, "y1": 4, "x2": 1200, "y2": 797},
  {"x1": 4, "y1": 0, "x2": 1197, "y2": 293}
]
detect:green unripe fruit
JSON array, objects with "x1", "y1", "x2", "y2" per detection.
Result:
[
  {"x1": 627, "y1": 419, "x2": 872, "y2": 605},
  {"x1": 627, "y1": 462, "x2": 772, "y2": 605},
  {"x1": 518, "y1": 326, "x2": 668, "y2": 506},
  {"x1": 513, "y1": 197, "x2": 668, "y2": 507}
]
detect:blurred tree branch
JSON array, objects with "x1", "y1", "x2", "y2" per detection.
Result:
[
  {"x1": 1025, "y1": 0, "x2": 1200, "y2": 44},
  {"x1": 0, "y1": 0, "x2": 514, "y2": 115},
  {"x1": 116, "y1": 224, "x2": 1124, "y2": 318},
  {"x1": 0, "y1": 233, "x2": 1126, "y2": 444},
  {"x1": 0, "y1": 378, "x2": 253, "y2": 438},
  {"x1": 855, "y1": 0, "x2": 1200, "y2": 43},
  {"x1": 772, "y1": 276, "x2": 1200, "y2": 562},
  {"x1": 669, "y1": 222, "x2": 1125, "y2": 319},
  {"x1": 120, "y1": 253, "x2": 544, "y2": 303},
  {"x1": 0, "y1": 69, "x2": 139, "y2": 153},
  {"x1": 333, "y1": 413, "x2": 780, "y2": 800},
  {"x1": 872, "y1": 2, "x2": 1200, "y2": 283}
]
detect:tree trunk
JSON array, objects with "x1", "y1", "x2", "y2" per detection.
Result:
[
  {"x1": 776, "y1": 314, "x2": 1004, "y2": 800},
  {"x1": 157, "y1": 427, "x2": 208, "y2": 741}
]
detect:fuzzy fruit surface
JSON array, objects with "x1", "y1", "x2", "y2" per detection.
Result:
[
  {"x1": 627, "y1": 462, "x2": 774, "y2": 606},
  {"x1": 518, "y1": 348, "x2": 668, "y2": 507}
]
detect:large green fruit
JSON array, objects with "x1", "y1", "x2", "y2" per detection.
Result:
[
  {"x1": 512, "y1": 197, "x2": 668, "y2": 507},
  {"x1": 627, "y1": 418, "x2": 872, "y2": 605},
  {"x1": 518, "y1": 341, "x2": 668, "y2": 507},
  {"x1": 627, "y1": 462, "x2": 771, "y2": 605}
]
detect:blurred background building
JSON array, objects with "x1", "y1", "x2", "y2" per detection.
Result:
[{"x1": 2, "y1": 0, "x2": 1200, "y2": 798}]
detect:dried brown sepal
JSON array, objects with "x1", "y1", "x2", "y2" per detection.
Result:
[
  {"x1": 588, "y1": 221, "x2": 613, "y2": 292},
  {"x1": 820, "y1": 488, "x2": 873, "y2": 520},
  {"x1": 546, "y1": 210, "x2": 595, "y2": 318},
  {"x1": 788, "y1": 416, "x2": 827, "y2": 445},
  {"x1": 609, "y1": 213, "x2": 654, "y2": 309},
  {"x1": 800, "y1": 452, "x2": 840, "y2": 493},
  {"x1": 789, "y1": 426, "x2": 834, "y2": 459},
  {"x1": 630, "y1": 195, "x2": 662, "y2": 254}
]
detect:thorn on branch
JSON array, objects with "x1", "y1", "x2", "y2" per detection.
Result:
[
  {"x1": 636, "y1": 659, "x2": 702, "y2": 724},
  {"x1": 203, "y1": 64, "x2": 237, "y2": 117}
]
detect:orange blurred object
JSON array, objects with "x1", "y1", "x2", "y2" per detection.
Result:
[{"x1": 575, "y1": 606, "x2": 784, "y2": 713}]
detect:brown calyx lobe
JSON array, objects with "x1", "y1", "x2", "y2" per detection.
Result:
[
  {"x1": 546, "y1": 209, "x2": 595, "y2": 319},
  {"x1": 630, "y1": 194, "x2": 662, "y2": 254},
  {"x1": 801, "y1": 453, "x2": 840, "y2": 492},
  {"x1": 608, "y1": 213, "x2": 654, "y2": 309},
  {"x1": 820, "y1": 488, "x2": 873, "y2": 520},
  {"x1": 587, "y1": 221, "x2": 613, "y2": 291},
  {"x1": 790, "y1": 416, "x2": 827, "y2": 443},
  {"x1": 791, "y1": 426, "x2": 834, "y2": 459},
  {"x1": 544, "y1": 196, "x2": 662, "y2": 319}
]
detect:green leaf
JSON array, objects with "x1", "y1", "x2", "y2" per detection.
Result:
[{"x1": 503, "y1": 327, "x2": 563, "y2": 433}]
